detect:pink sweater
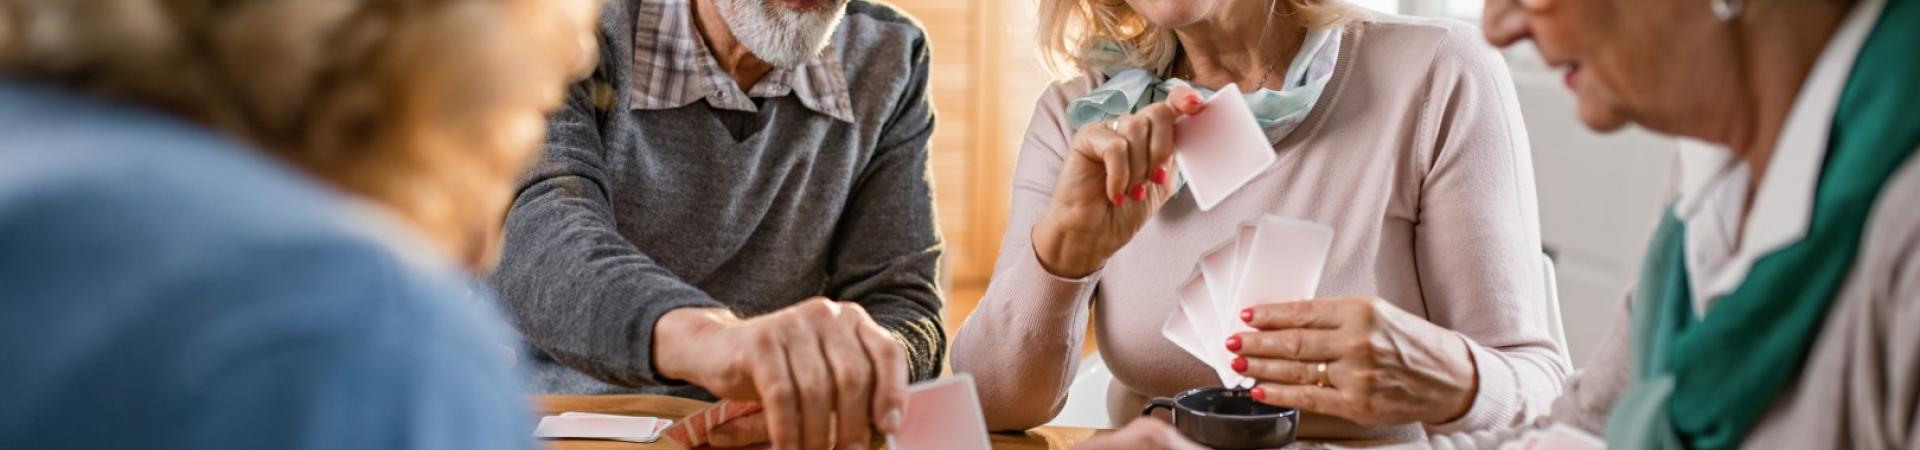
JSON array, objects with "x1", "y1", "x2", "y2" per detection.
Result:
[{"x1": 951, "y1": 16, "x2": 1569, "y2": 441}]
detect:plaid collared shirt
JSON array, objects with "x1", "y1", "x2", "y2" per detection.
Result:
[{"x1": 628, "y1": 0, "x2": 855, "y2": 122}]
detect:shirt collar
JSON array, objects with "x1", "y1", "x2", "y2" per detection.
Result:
[
  {"x1": 627, "y1": 0, "x2": 855, "y2": 123},
  {"x1": 1674, "y1": 0, "x2": 1885, "y2": 307}
]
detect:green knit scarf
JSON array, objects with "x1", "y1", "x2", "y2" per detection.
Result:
[{"x1": 1604, "y1": 0, "x2": 1920, "y2": 448}]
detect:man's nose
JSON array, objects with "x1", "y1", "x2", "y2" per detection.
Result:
[{"x1": 1480, "y1": 0, "x2": 1532, "y2": 48}]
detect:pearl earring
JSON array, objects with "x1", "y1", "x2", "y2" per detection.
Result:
[{"x1": 1711, "y1": 0, "x2": 1743, "y2": 21}]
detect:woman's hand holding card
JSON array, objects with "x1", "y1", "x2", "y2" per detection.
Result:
[
  {"x1": 1230, "y1": 299, "x2": 1481, "y2": 426},
  {"x1": 1032, "y1": 86, "x2": 1206, "y2": 279}
]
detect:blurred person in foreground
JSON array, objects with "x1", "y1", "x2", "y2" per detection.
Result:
[
  {"x1": 0, "y1": 0, "x2": 597, "y2": 448},
  {"x1": 486, "y1": 0, "x2": 946, "y2": 448}
]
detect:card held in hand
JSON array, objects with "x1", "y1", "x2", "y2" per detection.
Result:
[{"x1": 1173, "y1": 84, "x2": 1277, "y2": 211}]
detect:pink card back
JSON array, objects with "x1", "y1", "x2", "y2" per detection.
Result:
[
  {"x1": 1229, "y1": 216, "x2": 1334, "y2": 335},
  {"x1": 1173, "y1": 84, "x2": 1277, "y2": 211},
  {"x1": 887, "y1": 375, "x2": 993, "y2": 450},
  {"x1": 1217, "y1": 224, "x2": 1258, "y2": 334}
]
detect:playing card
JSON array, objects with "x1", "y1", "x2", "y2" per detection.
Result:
[
  {"x1": 660, "y1": 400, "x2": 765, "y2": 449},
  {"x1": 1213, "y1": 223, "x2": 1258, "y2": 337},
  {"x1": 1177, "y1": 269, "x2": 1242, "y2": 386},
  {"x1": 887, "y1": 375, "x2": 993, "y2": 450},
  {"x1": 1173, "y1": 84, "x2": 1277, "y2": 211},
  {"x1": 1197, "y1": 238, "x2": 1239, "y2": 336},
  {"x1": 1228, "y1": 215, "x2": 1335, "y2": 334},
  {"x1": 1160, "y1": 291, "x2": 1209, "y2": 378},
  {"x1": 534, "y1": 413, "x2": 669, "y2": 443}
]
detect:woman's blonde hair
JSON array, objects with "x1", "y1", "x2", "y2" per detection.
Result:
[
  {"x1": 0, "y1": 0, "x2": 600, "y2": 270},
  {"x1": 1037, "y1": 0, "x2": 1356, "y2": 79}
]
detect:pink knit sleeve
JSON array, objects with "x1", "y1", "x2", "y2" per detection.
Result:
[
  {"x1": 1408, "y1": 27, "x2": 1571, "y2": 434},
  {"x1": 950, "y1": 78, "x2": 1107, "y2": 431}
]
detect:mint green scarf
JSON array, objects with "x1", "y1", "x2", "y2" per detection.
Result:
[
  {"x1": 1606, "y1": 0, "x2": 1920, "y2": 448},
  {"x1": 1064, "y1": 26, "x2": 1343, "y2": 144}
]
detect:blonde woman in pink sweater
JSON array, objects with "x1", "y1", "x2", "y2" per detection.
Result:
[{"x1": 951, "y1": 0, "x2": 1570, "y2": 441}]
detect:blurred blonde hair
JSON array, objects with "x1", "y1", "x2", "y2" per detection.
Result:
[
  {"x1": 1037, "y1": 0, "x2": 1357, "y2": 79},
  {"x1": 0, "y1": 0, "x2": 600, "y2": 270}
]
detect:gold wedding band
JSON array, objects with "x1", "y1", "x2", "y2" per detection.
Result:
[
  {"x1": 1106, "y1": 119, "x2": 1121, "y2": 131},
  {"x1": 1315, "y1": 362, "x2": 1330, "y2": 388}
]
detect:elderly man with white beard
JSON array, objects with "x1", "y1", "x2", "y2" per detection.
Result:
[{"x1": 486, "y1": 0, "x2": 943, "y2": 449}]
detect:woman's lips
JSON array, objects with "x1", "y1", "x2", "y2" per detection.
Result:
[{"x1": 1563, "y1": 63, "x2": 1581, "y2": 89}]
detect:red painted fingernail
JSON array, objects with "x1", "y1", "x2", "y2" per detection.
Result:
[
  {"x1": 1185, "y1": 95, "x2": 1203, "y2": 109},
  {"x1": 1232, "y1": 356, "x2": 1248, "y2": 373},
  {"x1": 1112, "y1": 192, "x2": 1125, "y2": 205},
  {"x1": 1129, "y1": 184, "x2": 1147, "y2": 201},
  {"x1": 1225, "y1": 335, "x2": 1241, "y2": 352},
  {"x1": 1241, "y1": 308, "x2": 1254, "y2": 323},
  {"x1": 1250, "y1": 386, "x2": 1266, "y2": 400},
  {"x1": 1150, "y1": 167, "x2": 1169, "y2": 185}
]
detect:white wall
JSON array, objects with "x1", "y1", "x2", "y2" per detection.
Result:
[{"x1": 1502, "y1": 44, "x2": 1675, "y2": 366}]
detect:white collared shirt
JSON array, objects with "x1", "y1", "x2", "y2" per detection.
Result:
[{"x1": 1672, "y1": 0, "x2": 1886, "y2": 314}]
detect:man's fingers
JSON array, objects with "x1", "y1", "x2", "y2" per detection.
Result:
[
  {"x1": 786, "y1": 324, "x2": 835, "y2": 450},
  {"x1": 852, "y1": 318, "x2": 909, "y2": 434},
  {"x1": 708, "y1": 412, "x2": 771, "y2": 448},
  {"x1": 1233, "y1": 328, "x2": 1348, "y2": 361},
  {"x1": 820, "y1": 310, "x2": 875, "y2": 450},
  {"x1": 1243, "y1": 300, "x2": 1349, "y2": 330},
  {"x1": 751, "y1": 330, "x2": 803, "y2": 450}
]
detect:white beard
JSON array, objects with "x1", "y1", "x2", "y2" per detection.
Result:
[{"x1": 712, "y1": 0, "x2": 847, "y2": 69}]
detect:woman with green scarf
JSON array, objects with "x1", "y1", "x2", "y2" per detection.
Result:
[{"x1": 1348, "y1": 0, "x2": 1920, "y2": 446}]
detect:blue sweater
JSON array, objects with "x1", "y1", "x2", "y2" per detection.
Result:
[{"x1": 0, "y1": 81, "x2": 534, "y2": 450}]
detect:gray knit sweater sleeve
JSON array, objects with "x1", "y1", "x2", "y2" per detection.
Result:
[
  {"x1": 820, "y1": 33, "x2": 946, "y2": 381},
  {"x1": 489, "y1": 76, "x2": 724, "y2": 388}
]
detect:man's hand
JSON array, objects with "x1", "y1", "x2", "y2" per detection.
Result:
[{"x1": 654, "y1": 298, "x2": 908, "y2": 450}]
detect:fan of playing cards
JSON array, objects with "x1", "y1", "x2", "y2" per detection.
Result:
[{"x1": 1162, "y1": 215, "x2": 1335, "y2": 388}]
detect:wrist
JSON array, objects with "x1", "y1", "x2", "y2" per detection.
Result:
[
  {"x1": 652, "y1": 307, "x2": 740, "y2": 383},
  {"x1": 1031, "y1": 212, "x2": 1102, "y2": 279},
  {"x1": 1431, "y1": 334, "x2": 1481, "y2": 424}
]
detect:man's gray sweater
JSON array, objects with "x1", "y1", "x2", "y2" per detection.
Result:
[{"x1": 489, "y1": 0, "x2": 945, "y2": 398}]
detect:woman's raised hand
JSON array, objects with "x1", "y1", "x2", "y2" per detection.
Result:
[
  {"x1": 1032, "y1": 86, "x2": 1207, "y2": 278},
  {"x1": 1228, "y1": 298, "x2": 1481, "y2": 426}
]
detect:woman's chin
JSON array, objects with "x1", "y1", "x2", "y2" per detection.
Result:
[{"x1": 1575, "y1": 97, "x2": 1632, "y2": 133}]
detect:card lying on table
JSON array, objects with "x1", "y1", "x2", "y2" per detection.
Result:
[
  {"x1": 1173, "y1": 84, "x2": 1277, "y2": 211},
  {"x1": 533, "y1": 412, "x2": 671, "y2": 443},
  {"x1": 1162, "y1": 215, "x2": 1334, "y2": 388},
  {"x1": 888, "y1": 374, "x2": 993, "y2": 450}
]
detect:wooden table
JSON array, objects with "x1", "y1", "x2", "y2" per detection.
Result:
[{"x1": 538, "y1": 395, "x2": 1100, "y2": 450}]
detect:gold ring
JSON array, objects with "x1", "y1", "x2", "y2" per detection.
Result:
[
  {"x1": 1315, "y1": 362, "x2": 1330, "y2": 388},
  {"x1": 1106, "y1": 119, "x2": 1121, "y2": 131}
]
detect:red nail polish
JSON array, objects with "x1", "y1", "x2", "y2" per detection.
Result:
[
  {"x1": 1241, "y1": 308, "x2": 1254, "y2": 323},
  {"x1": 1225, "y1": 335, "x2": 1241, "y2": 352},
  {"x1": 1250, "y1": 387, "x2": 1266, "y2": 400},
  {"x1": 1150, "y1": 167, "x2": 1169, "y2": 185},
  {"x1": 1112, "y1": 192, "x2": 1124, "y2": 205},
  {"x1": 1129, "y1": 184, "x2": 1147, "y2": 201},
  {"x1": 1185, "y1": 95, "x2": 1203, "y2": 109},
  {"x1": 1232, "y1": 357, "x2": 1248, "y2": 373}
]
